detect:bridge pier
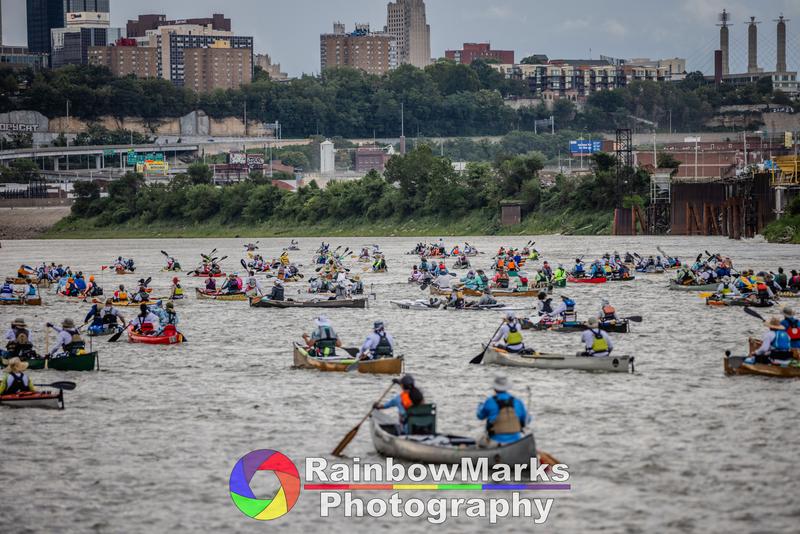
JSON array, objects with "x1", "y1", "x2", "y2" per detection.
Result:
[{"x1": 95, "y1": 155, "x2": 102, "y2": 169}]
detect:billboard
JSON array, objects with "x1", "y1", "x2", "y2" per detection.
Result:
[
  {"x1": 127, "y1": 151, "x2": 165, "y2": 166},
  {"x1": 228, "y1": 152, "x2": 247, "y2": 165},
  {"x1": 569, "y1": 140, "x2": 602, "y2": 155},
  {"x1": 246, "y1": 154, "x2": 265, "y2": 167}
]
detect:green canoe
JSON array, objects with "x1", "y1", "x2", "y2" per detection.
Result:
[{"x1": 25, "y1": 352, "x2": 99, "y2": 372}]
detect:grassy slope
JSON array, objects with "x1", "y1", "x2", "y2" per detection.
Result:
[
  {"x1": 762, "y1": 215, "x2": 800, "y2": 244},
  {"x1": 44, "y1": 209, "x2": 613, "y2": 239}
]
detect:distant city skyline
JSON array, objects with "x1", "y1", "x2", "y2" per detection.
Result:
[{"x1": 3, "y1": 0, "x2": 800, "y2": 76}]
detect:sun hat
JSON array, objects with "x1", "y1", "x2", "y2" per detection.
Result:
[
  {"x1": 492, "y1": 375, "x2": 510, "y2": 392},
  {"x1": 783, "y1": 307, "x2": 794, "y2": 317},
  {"x1": 767, "y1": 317, "x2": 786, "y2": 330},
  {"x1": 165, "y1": 301, "x2": 174, "y2": 310},
  {"x1": 373, "y1": 320, "x2": 385, "y2": 331},
  {"x1": 11, "y1": 318, "x2": 27, "y2": 328},
  {"x1": 587, "y1": 317, "x2": 600, "y2": 328},
  {"x1": 315, "y1": 315, "x2": 331, "y2": 327},
  {"x1": 62, "y1": 318, "x2": 75, "y2": 329},
  {"x1": 505, "y1": 312, "x2": 516, "y2": 321},
  {"x1": 2, "y1": 357, "x2": 29, "y2": 373}
]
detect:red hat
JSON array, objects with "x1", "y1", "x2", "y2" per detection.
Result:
[{"x1": 172, "y1": 277, "x2": 179, "y2": 283}]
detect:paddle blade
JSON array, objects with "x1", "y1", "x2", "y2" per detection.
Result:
[
  {"x1": 744, "y1": 306, "x2": 766, "y2": 322},
  {"x1": 332, "y1": 425, "x2": 360, "y2": 456},
  {"x1": 469, "y1": 350, "x2": 486, "y2": 365},
  {"x1": 625, "y1": 315, "x2": 643, "y2": 323},
  {"x1": 161, "y1": 250, "x2": 169, "y2": 256},
  {"x1": 108, "y1": 324, "x2": 129, "y2": 343},
  {"x1": 40, "y1": 381, "x2": 77, "y2": 391}
]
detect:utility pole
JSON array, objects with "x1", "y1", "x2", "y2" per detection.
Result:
[{"x1": 66, "y1": 99, "x2": 70, "y2": 170}]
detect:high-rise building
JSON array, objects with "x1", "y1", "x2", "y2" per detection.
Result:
[
  {"x1": 88, "y1": 40, "x2": 159, "y2": 78},
  {"x1": 255, "y1": 53, "x2": 289, "y2": 80},
  {"x1": 320, "y1": 23, "x2": 397, "y2": 75},
  {"x1": 126, "y1": 13, "x2": 231, "y2": 38},
  {"x1": 445, "y1": 43, "x2": 514, "y2": 65},
  {"x1": 183, "y1": 46, "x2": 253, "y2": 93},
  {"x1": 27, "y1": 0, "x2": 65, "y2": 55},
  {"x1": 50, "y1": 0, "x2": 120, "y2": 68},
  {"x1": 1, "y1": 0, "x2": 4, "y2": 46},
  {"x1": 166, "y1": 33, "x2": 253, "y2": 87},
  {"x1": 385, "y1": 0, "x2": 431, "y2": 68}
]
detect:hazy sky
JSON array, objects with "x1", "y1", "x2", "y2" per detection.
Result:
[{"x1": 4, "y1": 0, "x2": 800, "y2": 76}]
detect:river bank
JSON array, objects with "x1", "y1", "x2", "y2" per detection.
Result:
[
  {"x1": 0, "y1": 207, "x2": 72, "y2": 240},
  {"x1": 42, "y1": 209, "x2": 613, "y2": 239}
]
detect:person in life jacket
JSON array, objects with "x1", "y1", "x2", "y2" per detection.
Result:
[
  {"x1": 445, "y1": 287, "x2": 465, "y2": 309},
  {"x1": 550, "y1": 295, "x2": 577, "y2": 322},
  {"x1": 751, "y1": 316, "x2": 793, "y2": 365},
  {"x1": 477, "y1": 375, "x2": 529, "y2": 445},
  {"x1": 582, "y1": 317, "x2": 614, "y2": 357},
  {"x1": 267, "y1": 279, "x2": 285, "y2": 301},
  {"x1": 302, "y1": 315, "x2": 342, "y2": 358},
  {"x1": 0, "y1": 357, "x2": 35, "y2": 395},
  {"x1": 751, "y1": 279, "x2": 774, "y2": 305},
  {"x1": 46, "y1": 318, "x2": 85, "y2": 357},
  {"x1": 572, "y1": 259, "x2": 585, "y2": 277},
  {"x1": 599, "y1": 299, "x2": 618, "y2": 322},
  {"x1": 780, "y1": 307, "x2": 800, "y2": 350},
  {"x1": 358, "y1": 321, "x2": 395, "y2": 360},
  {"x1": 3, "y1": 318, "x2": 35, "y2": 358},
  {"x1": 374, "y1": 374, "x2": 425, "y2": 435},
  {"x1": 537, "y1": 292, "x2": 553, "y2": 316},
  {"x1": 156, "y1": 301, "x2": 178, "y2": 335},
  {"x1": 716, "y1": 276, "x2": 740, "y2": 297},
  {"x1": 789, "y1": 270, "x2": 800, "y2": 291},
  {"x1": 478, "y1": 288, "x2": 497, "y2": 307},
  {"x1": 114, "y1": 285, "x2": 128, "y2": 302},
  {"x1": 553, "y1": 265, "x2": 567, "y2": 285},
  {"x1": 491, "y1": 313, "x2": 525, "y2": 353},
  {"x1": 0, "y1": 279, "x2": 15, "y2": 298},
  {"x1": 85, "y1": 299, "x2": 125, "y2": 335},
  {"x1": 171, "y1": 277, "x2": 184, "y2": 299},
  {"x1": 131, "y1": 303, "x2": 160, "y2": 335},
  {"x1": 205, "y1": 278, "x2": 217, "y2": 292}
]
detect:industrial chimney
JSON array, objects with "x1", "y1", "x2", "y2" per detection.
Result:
[
  {"x1": 718, "y1": 10, "x2": 730, "y2": 75},
  {"x1": 746, "y1": 16, "x2": 761, "y2": 73},
  {"x1": 776, "y1": 15, "x2": 788, "y2": 72}
]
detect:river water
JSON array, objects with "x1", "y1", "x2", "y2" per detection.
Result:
[{"x1": 1, "y1": 236, "x2": 798, "y2": 533}]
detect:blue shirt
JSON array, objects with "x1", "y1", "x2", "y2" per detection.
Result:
[
  {"x1": 476, "y1": 392, "x2": 530, "y2": 443},
  {"x1": 75, "y1": 278, "x2": 87, "y2": 291}
]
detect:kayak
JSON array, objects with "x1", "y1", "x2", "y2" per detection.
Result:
[
  {"x1": 88, "y1": 324, "x2": 123, "y2": 337},
  {"x1": 567, "y1": 276, "x2": 607, "y2": 284},
  {"x1": 390, "y1": 300, "x2": 532, "y2": 312},
  {"x1": 115, "y1": 267, "x2": 135, "y2": 275},
  {"x1": 250, "y1": 297, "x2": 367, "y2": 309},
  {"x1": 522, "y1": 318, "x2": 631, "y2": 333},
  {"x1": 370, "y1": 417, "x2": 535, "y2": 467},
  {"x1": 195, "y1": 288, "x2": 247, "y2": 301},
  {"x1": 777, "y1": 291, "x2": 799, "y2": 298},
  {"x1": 668, "y1": 282, "x2": 718, "y2": 291},
  {"x1": 0, "y1": 296, "x2": 42, "y2": 306},
  {"x1": 724, "y1": 352, "x2": 800, "y2": 378},
  {"x1": 129, "y1": 330, "x2": 184, "y2": 345},
  {"x1": 429, "y1": 286, "x2": 543, "y2": 298},
  {"x1": 105, "y1": 298, "x2": 172, "y2": 307},
  {"x1": 0, "y1": 389, "x2": 64, "y2": 409},
  {"x1": 188, "y1": 272, "x2": 226, "y2": 278},
  {"x1": 706, "y1": 296, "x2": 774, "y2": 307},
  {"x1": 636, "y1": 266, "x2": 665, "y2": 274},
  {"x1": 483, "y1": 346, "x2": 634, "y2": 373},
  {"x1": 293, "y1": 344, "x2": 402, "y2": 374},
  {"x1": 608, "y1": 276, "x2": 636, "y2": 282},
  {"x1": 24, "y1": 352, "x2": 98, "y2": 372}
]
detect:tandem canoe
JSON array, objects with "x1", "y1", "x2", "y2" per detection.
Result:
[
  {"x1": 429, "y1": 286, "x2": 542, "y2": 298},
  {"x1": 195, "y1": 288, "x2": 248, "y2": 301},
  {"x1": 23, "y1": 352, "x2": 98, "y2": 372},
  {"x1": 483, "y1": 346, "x2": 634, "y2": 373},
  {"x1": 11, "y1": 277, "x2": 51, "y2": 287},
  {"x1": 0, "y1": 296, "x2": 42, "y2": 306},
  {"x1": 188, "y1": 272, "x2": 226, "y2": 278},
  {"x1": 129, "y1": 330, "x2": 184, "y2": 345},
  {"x1": 292, "y1": 344, "x2": 402, "y2": 374},
  {"x1": 724, "y1": 352, "x2": 800, "y2": 378},
  {"x1": 567, "y1": 276, "x2": 607, "y2": 284},
  {"x1": 250, "y1": 297, "x2": 367, "y2": 309},
  {"x1": 370, "y1": 418, "x2": 536, "y2": 467},
  {"x1": 668, "y1": 282, "x2": 718, "y2": 292},
  {"x1": 0, "y1": 389, "x2": 64, "y2": 409},
  {"x1": 390, "y1": 300, "x2": 532, "y2": 312},
  {"x1": 706, "y1": 296, "x2": 774, "y2": 307},
  {"x1": 521, "y1": 318, "x2": 631, "y2": 333}
]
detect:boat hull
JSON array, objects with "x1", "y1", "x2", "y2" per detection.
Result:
[
  {"x1": 250, "y1": 297, "x2": 367, "y2": 309},
  {"x1": 724, "y1": 354, "x2": 800, "y2": 378},
  {"x1": 567, "y1": 276, "x2": 607, "y2": 284},
  {"x1": 484, "y1": 347, "x2": 633, "y2": 372},
  {"x1": 128, "y1": 331, "x2": 184, "y2": 345},
  {"x1": 195, "y1": 288, "x2": 247, "y2": 301},
  {"x1": 0, "y1": 390, "x2": 64, "y2": 409},
  {"x1": 24, "y1": 352, "x2": 98, "y2": 371},
  {"x1": 0, "y1": 297, "x2": 41, "y2": 306},
  {"x1": 429, "y1": 287, "x2": 541, "y2": 298},
  {"x1": 522, "y1": 319, "x2": 630, "y2": 333},
  {"x1": 292, "y1": 345, "x2": 401, "y2": 374},
  {"x1": 668, "y1": 282, "x2": 718, "y2": 292}
]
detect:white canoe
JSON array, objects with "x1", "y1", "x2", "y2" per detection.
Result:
[
  {"x1": 370, "y1": 417, "x2": 536, "y2": 467},
  {"x1": 390, "y1": 300, "x2": 531, "y2": 312},
  {"x1": 484, "y1": 347, "x2": 634, "y2": 373}
]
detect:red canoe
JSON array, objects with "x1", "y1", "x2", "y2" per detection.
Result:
[
  {"x1": 567, "y1": 276, "x2": 608, "y2": 284},
  {"x1": 188, "y1": 272, "x2": 226, "y2": 278},
  {"x1": 128, "y1": 328, "x2": 184, "y2": 345}
]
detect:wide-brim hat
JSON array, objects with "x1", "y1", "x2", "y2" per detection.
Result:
[
  {"x1": 315, "y1": 315, "x2": 331, "y2": 327},
  {"x1": 373, "y1": 320, "x2": 385, "y2": 331},
  {"x1": 767, "y1": 317, "x2": 786, "y2": 330},
  {"x1": 783, "y1": 306, "x2": 794, "y2": 317},
  {"x1": 62, "y1": 318, "x2": 75, "y2": 328},
  {"x1": 493, "y1": 375, "x2": 510, "y2": 392},
  {"x1": 11, "y1": 318, "x2": 27, "y2": 328},
  {"x1": 2, "y1": 357, "x2": 29, "y2": 373},
  {"x1": 165, "y1": 301, "x2": 175, "y2": 310},
  {"x1": 587, "y1": 317, "x2": 600, "y2": 327}
]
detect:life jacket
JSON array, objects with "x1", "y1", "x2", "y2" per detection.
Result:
[
  {"x1": 756, "y1": 282, "x2": 769, "y2": 300},
  {"x1": 488, "y1": 395, "x2": 522, "y2": 436},
  {"x1": 270, "y1": 285, "x2": 285, "y2": 301},
  {"x1": 720, "y1": 283, "x2": 733, "y2": 295},
  {"x1": 374, "y1": 332, "x2": 393, "y2": 357},
  {"x1": 315, "y1": 326, "x2": 337, "y2": 357},
  {"x1": 496, "y1": 259, "x2": 505, "y2": 270},
  {"x1": 785, "y1": 318, "x2": 800, "y2": 341},
  {"x1": 563, "y1": 298, "x2": 575, "y2": 313},
  {"x1": 554, "y1": 268, "x2": 566, "y2": 281},
  {"x1": 590, "y1": 329, "x2": 609, "y2": 353},
  {"x1": 400, "y1": 390, "x2": 413, "y2": 409},
  {"x1": 4, "y1": 372, "x2": 29, "y2": 395},
  {"x1": 115, "y1": 290, "x2": 128, "y2": 301},
  {"x1": 602, "y1": 305, "x2": 616, "y2": 320},
  {"x1": 540, "y1": 298, "x2": 553, "y2": 314},
  {"x1": 507, "y1": 261, "x2": 517, "y2": 271},
  {"x1": 205, "y1": 280, "x2": 216, "y2": 291},
  {"x1": 173, "y1": 284, "x2": 183, "y2": 296},
  {"x1": 771, "y1": 330, "x2": 791, "y2": 352},
  {"x1": 64, "y1": 328, "x2": 85, "y2": 354},
  {"x1": 505, "y1": 323, "x2": 523, "y2": 346},
  {"x1": 0, "y1": 283, "x2": 13, "y2": 294}
]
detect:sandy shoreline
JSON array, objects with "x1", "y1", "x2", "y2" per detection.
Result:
[{"x1": 0, "y1": 207, "x2": 70, "y2": 240}]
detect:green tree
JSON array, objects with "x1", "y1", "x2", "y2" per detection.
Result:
[{"x1": 187, "y1": 163, "x2": 213, "y2": 185}]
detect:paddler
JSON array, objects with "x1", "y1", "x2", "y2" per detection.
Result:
[
  {"x1": 131, "y1": 303, "x2": 160, "y2": 335},
  {"x1": 716, "y1": 276, "x2": 739, "y2": 297},
  {"x1": 491, "y1": 312, "x2": 525, "y2": 353},
  {"x1": 553, "y1": 264, "x2": 567, "y2": 286},
  {"x1": 171, "y1": 277, "x2": 184, "y2": 299},
  {"x1": 750, "y1": 316, "x2": 793, "y2": 365},
  {"x1": 244, "y1": 271, "x2": 262, "y2": 296},
  {"x1": 550, "y1": 295, "x2": 577, "y2": 322},
  {"x1": 536, "y1": 291, "x2": 554, "y2": 316},
  {"x1": 780, "y1": 307, "x2": 800, "y2": 350},
  {"x1": 85, "y1": 299, "x2": 125, "y2": 335},
  {"x1": 156, "y1": 301, "x2": 178, "y2": 335},
  {"x1": 478, "y1": 288, "x2": 497, "y2": 307},
  {"x1": 373, "y1": 374, "x2": 425, "y2": 435},
  {"x1": 572, "y1": 258, "x2": 585, "y2": 278},
  {"x1": 83, "y1": 275, "x2": 102, "y2": 297},
  {"x1": 0, "y1": 278, "x2": 15, "y2": 298},
  {"x1": 267, "y1": 279, "x2": 285, "y2": 301},
  {"x1": 477, "y1": 376, "x2": 529, "y2": 445},
  {"x1": 444, "y1": 287, "x2": 465, "y2": 309},
  {"x1": 302, "y1": 315, "x2": 342, "y2": 358},
  {"x1": 581, "y1": 317, "x2": 613, "y2": 357},
  {"x1": 113, "y1": 284, "x2": 128, "y2": 302},
  {"x1": 598, "y1": 299, "x2": 618, "y2": 322},
  {"x1": 204, "y1": 277, "x2": 217, "y2": 292},
  {"x1": 0, "y1": 357, "x2": 35, "y2": 395},
  {"x1": 357, "y1": 321, "x2": 395, "y2": 360},
  {"x1": 45, "y1": 318, "x2": 85, "y2": 357},
  {"x1": 3, "y1": 318, "x2": 34, "y2": 358}
]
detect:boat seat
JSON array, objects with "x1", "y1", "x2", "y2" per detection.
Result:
[{"x1": 407, "y1": 404, "x2": 436, "y2": 435}]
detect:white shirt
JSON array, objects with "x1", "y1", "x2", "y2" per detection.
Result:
[
  {"x1": 132, "y1": 312, "x2": 160, "y2": 331},
  {"x1": 754, "y1": 331, "x2": 779, "y2": 356},
  {"x1": 49, "y1": 326, "x2": 76, "y2": 356},
  {"x1": 435, "y1": 274, "x2": 451, "y2": 289},
  {"x1": 581, "y1": 329, "x2": 614, "y2": 356},
  {"x1": 5, "y1": 328, "x2": 29, "y2": 343},
  {"x1": 491, "y1": 322, "x2": 524, "y2": 350},
  {"x1": 360, "y1": 331, "x2": 395, "y2": 357}
]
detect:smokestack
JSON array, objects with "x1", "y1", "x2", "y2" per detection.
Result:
[
  {"x1": 776, "y1": 15, "x2": 788, "y2": 72},
  {"x1": 718, "y1": 10, "x2": 730, "y2": 75},
  {"x1": 714, "y1": 50, "x2": 723, "y2": 85},
  {"x1": 746, "y1": 16, "x2": 761, "y2": 74}
]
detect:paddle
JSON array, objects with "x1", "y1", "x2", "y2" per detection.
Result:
[
  {"x1": 161, "y1": 250, "x2": 169, "y2": 257},
  {"x1": 470, "y1": 321, "x2": 505, "y2": 364},
  {"x1": 35, "y1": 381, "x2": 77, "y2": 390},
  {"x1": 108, "y1": 323, "x2": 130, "y2": 343},
  {"x1": 331, "y1": 381, "x2": 395, "y2": 456},
  {"x1": 744, "y1": 306, "x2": 767, "y2": 322},
  {"x1": 240, "y1": 259, "x2": 248, "y2": 271},
  {"x1": 623, "y1": 315, "x2": 643, "y2": 323}
]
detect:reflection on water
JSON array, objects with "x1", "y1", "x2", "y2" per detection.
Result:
[{"x1": 1, "y1": 236, "x2": 799, "y2": 533}]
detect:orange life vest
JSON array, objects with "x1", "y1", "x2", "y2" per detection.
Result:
[{"x1": 401, "y1": 391, "x2": 413, "y2": 409}]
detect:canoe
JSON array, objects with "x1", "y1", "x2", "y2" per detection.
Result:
[
  {"x1": 608, "y1": 276, "x2": 636, "y2": 282},
  {"x1": 567, "y1": 276, "x2": 607, "y2": 284},
  {"x1": 250, "y1": 297, "x2": 367, "y2": 309},
  {"x1": 724, "y1": 352, "x2": 800, "y2": 378},
  {"x1": 0, "y1": 390, "x2": 64, "y2": 409},
  {"x1": 706, "y1": 296, "x2": 774, "y2": 307},
  {"x1": 635, "y1": 266, "x2": 665, "y2": 274},
  {"x1": 390, "y1": 300, "x2": 532, "y2": 312},
  {"x1": 195, "y1": 288, "x2": 247, "y2": 301},
  {"x1": 114, "y1": 268, "x2": 135, "y2": 275},
  {"x1": 292, "y1": 344, "x2": 402, "y2": 374},
  {"x1": 188, "y1": 272, "x2": 226, "y2": 278},
  {"x1": 483, "y1": 346, "x2": 634, "y2": 373},
  {"x1": 24, "y1": 352, "x2": 98, "y2": 372},
  {"x1": 522, "y1": 318, "x2": 630, "y2": 333},
  {"x1": 370, "y1": 418, "x2": 536, "y2": 467},
  {"x1": 429, "y1": 286, "x2": 542, "y2": 298},
  {"x1": 0, "y1": 296, "x2": 42, "y2": 306},
  {"x1": 129, "y1": 330, "x2": 184, "y2": 345},
  {"x1": 10, "y1": 277, "x2": 47, "y2": 285},
  {"x1": 105, "y1": 298, "x2": 172, "y2": 308},
  {"x1": 668, "y1": 282, "x2": 718, "y2": 292},
  {"x1": 777, "y1": 291, "x2": 799, "y2": 298}
]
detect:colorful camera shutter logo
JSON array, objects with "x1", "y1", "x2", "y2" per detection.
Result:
[{"x1": 229, "y1": 450, "x2": 300, "y2": 520}]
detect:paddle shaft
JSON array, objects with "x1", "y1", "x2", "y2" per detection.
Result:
[
  {"x1": 470, "y1": 321, "x2": 505, "y2": 364},
  {"x1": 332, "y1": 382, "x2": 395, "y2": 456}
]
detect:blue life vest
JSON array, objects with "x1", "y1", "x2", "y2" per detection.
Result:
[
  {"x1": 563, "y1": 298, "x2": 575, "y2": 312},
  {"x1": 771, "y1": 330, "x2": 791, "y2": 352}
]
